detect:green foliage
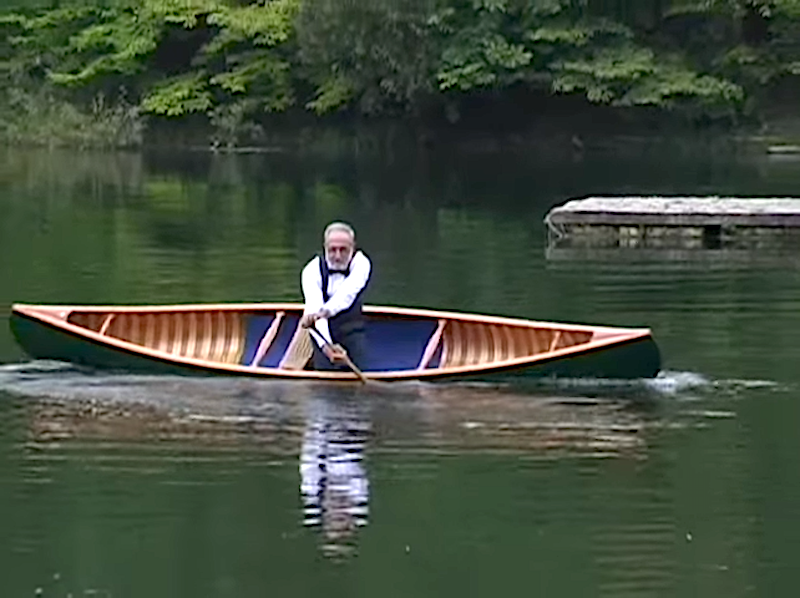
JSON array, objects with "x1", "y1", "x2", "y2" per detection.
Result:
[
  {"x1": 141, "y1": 72, "x2": 212, "y2": 115},
  {"x1": 3, "y1": 0, "x2": 299, "y2": 131},
  {"x1": 528, "y1": 19, "x2": 632, "y2": 46},
  {"x1": 434, "y1": 1, "x2": 529, "y2": 92},
  {"x1": 206, "y1": 0, "x2": 298, "y2": 49},
  {"x1": 3, "y1": 0, "x2": 800, "y2": 146},
  {"x1": 48, "y1": 12, "x2": 161, "y2": 86},
  {"x1": 297, "y1": 0, "x2": 438, "y2": 114},
  {"x1": 305, "y1": 73, "x2": 355, "y2": 115},
  {"x1": 553, "y1": 45, "x2": 743, "y2": 108},
  {"x1": 438, "y1": 30, "x2": 533, "y2": 91}
]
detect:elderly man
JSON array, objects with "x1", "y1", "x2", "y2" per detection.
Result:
[{"x1": 300, "y1": 222, "x2": 372, "y2": 370}]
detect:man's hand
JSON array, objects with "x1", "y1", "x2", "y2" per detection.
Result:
[
  {"x1": 300, "y1": 308, "x2": 330, "y2": 329},
  {"x1": 323, "y1": 343, "x2": 347, "y2": 364}
]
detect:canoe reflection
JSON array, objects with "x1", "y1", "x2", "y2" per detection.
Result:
[{"x1": 11, "y1": 370, "x2": 663, "y2": 559}]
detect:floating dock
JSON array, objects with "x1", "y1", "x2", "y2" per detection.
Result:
[{"x1": 545, "y1": 196, "x2": 800, "y2": 249}]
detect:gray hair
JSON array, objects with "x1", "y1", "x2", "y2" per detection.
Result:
[{"x1": 323, "y1": 221, "x2": 355, "y2": 244}]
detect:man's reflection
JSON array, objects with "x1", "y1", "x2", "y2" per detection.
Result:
[{"x1": 299, "y1": 392, "x2": 370, "y2": 558}]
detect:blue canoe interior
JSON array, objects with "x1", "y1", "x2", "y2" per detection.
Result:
[
  {"x1": 241, "y1": 313, "x2": 441, "y2": 371},
  {"x1": 10, "y1": 303, "x2": 661, "y2": 380}
]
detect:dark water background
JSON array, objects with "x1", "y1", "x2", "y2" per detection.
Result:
[{"x1": 1, "y1": 138, "x2": 799, "y2": 596}]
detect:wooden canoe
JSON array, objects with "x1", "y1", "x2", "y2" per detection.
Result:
[{"x1": 9, "y1": 303, "x2": 660, "y2": 381}]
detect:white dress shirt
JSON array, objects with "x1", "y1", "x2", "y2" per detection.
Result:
[{"x1": 301, "y1": 250, "x2": 371, "y2": 346}]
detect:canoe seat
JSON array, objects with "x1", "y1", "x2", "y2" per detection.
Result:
[{"x1": 279, "y1": 323, "x2": 313, "y2": 370}]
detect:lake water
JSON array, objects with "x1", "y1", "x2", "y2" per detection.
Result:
[{"x1": 1, "y1": 138, "x2": 800, "y2": 596}]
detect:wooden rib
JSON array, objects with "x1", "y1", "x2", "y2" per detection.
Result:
[
  {"x1": 199, "y1": 312, "x2": 212, "y2": 360},
  {"x1": 444, "y1": 321, "x2": 463, "y2": 368},
  {"x1": 207, "y1": 312, "x2": 217, "y2": 360},
  {"x1": 526, "y1": 328, "x2": 537, "y2": 356},
  {"x1": 456, "y1": 321, "x2": 469, "y2": 366},
  {"x1": 417, "y1": 319, "x2": 446, "y2": 370},
  {"x1": 488, "y1": 325, "x2": 503, "y2": 364},
  {"x1": 157, "y1": 314, "x2": 166, "y2": 350},
  {"x1": 163, "y1": 314, "x2": 176, "y2": 354},
  {"x1": 279, "y1": 323, "x2": 313, "y2": 370},
  {"x1": 115, "y1": 314, "x2": 127, "y2": 343},
  {"x1": 217, "y1": 312, "x2": 233, "y2": 363},
  {"x1": 514, "y1": 327, "x2": 528, "y2": 360},
  {"x1": 141, "y1": 314, "x2": 153, "y2": 350},
  {"x1": 227, "y1": 313, "x2": 245, "y2": 364},
  {"x1": 119, "y1": 313, "x2": 132, "y2": 344},
  {"x1": 458, "y1": 322, "x2": 471, "y2": 366},
  {"x1": 206, "y1": 312, "x2": 219, "y2": 361},
  {"x1": 228, "y1": 313, "x2": 247, "y2": 363},
  {"x1": 185, "y1": 312, "x2": 198, "y2": 358},
  {"x1": 460, "y1": 322, "x2": 474, "y2": 366},
  {"x1": 528, "y1": 327, "x2": 540, "y2": 355},
  {"x1": 491, "y1": 325, "x2": 503, "y2": 362},
  {"x1": 549, "y1": 330, "x2": 562, "y2": 353},
  {"x1": 225, "y1": 312, "x2": 238, "y2": 362},
  {"x1": 189, "y1": 312, "x2": 201, "y2": 358},
  {"x1": 173, "y1": 314, "x2": 181, "y2": 353},
  {"x1": 439, "y1": 326, "x2": 449, "y2": 368},
  {"x1": 536, "y1": 329, "x2": 549, "y2": 355},
  {"x1": 197, "y1": 312, "x2": 207, "y2": 359},
  {"x1": 250, "y1": 311, "x2": 285, "y2": 367},
  {"x1": 441, "y1": 323, "x2": 452, "y2": 367},
  {"x1": 185, "y1": 312, "x2": 196, "y2": 358},
  {"x1": 478, "y1": 324, "x2": 494, "y2": 364},
  {"x1": 217, "y1": 313, "x2": 231, "y2": 362},
  {"x1": 508, "y1": 328, "x2": 521, "y2": 360},
  {"x1": 133, "y1": 314, "x2": 143, "y2": 347},
  {"x1": 501, "y1": 325, "x2": 515, "y2": 361},
  {"x1": 515, "y1": 327, "x2": 531, "y2": 361},
  {"x1": 180, "y1": 313, "x2": 191, "y2": 357},
  {"x1": 470, "y1": 323, "x2": 490, "y2": 366},
  {"x1": 99, "y1": 314, "x2": 114, "y2": 335},
  {"x1": 125, "y1": 314, "x2": 137, "y2": 346},
  {"x1": 173, "y1": 313, "x2": 185, "y2": 356},
  {"x1": 210, "y1": 312, "x2": 226, "y2": 362},
  {"x1": 525, "y1": 328, "x2": 537, "y2": 357},
  {"x1": 470, "y1": 324, "x2": 483, "y2": 365}
]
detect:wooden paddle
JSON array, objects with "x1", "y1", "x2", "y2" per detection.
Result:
[{"x1": 307, "y1": 325, "x2": 371, "y2": 384}]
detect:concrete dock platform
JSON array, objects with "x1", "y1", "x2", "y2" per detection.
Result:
[{"x1": 545, "y1": 196, "x2": 800, "y2": 249}]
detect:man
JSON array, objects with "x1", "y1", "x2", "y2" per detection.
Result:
[{"x1": 300, "y1": 222, "x2": 371, "y2": 370}]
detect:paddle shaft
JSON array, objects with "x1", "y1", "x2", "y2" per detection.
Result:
[{"x1": 307, "y1": 325, "x2": 370, "y2": 384}]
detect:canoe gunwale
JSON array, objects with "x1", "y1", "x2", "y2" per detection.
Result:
[
  {"x1": 10, "y1": 303, "x2": 657, "y2": 381},
  {"x1": 13, "y1": 302, "x2": 637, "y2": 335}
]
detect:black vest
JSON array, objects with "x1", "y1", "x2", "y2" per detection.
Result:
[{"x1": 319, "y1": 252, "x2": 371, "y2": 339}]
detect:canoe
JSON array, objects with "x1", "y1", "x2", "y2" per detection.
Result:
[{"x1": 9, "y1": 303, "x2": 660, "y2": 381}]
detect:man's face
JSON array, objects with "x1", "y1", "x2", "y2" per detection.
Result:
[{"x1": 325, "y1": 230, "x2": 354, "y2": 269}]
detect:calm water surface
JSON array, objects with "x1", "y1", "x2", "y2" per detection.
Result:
[{"x1": 1, "y1": 141, "x2": 799, "y2": 597}]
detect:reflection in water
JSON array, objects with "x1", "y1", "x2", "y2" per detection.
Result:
[
  {"x1": 0, "y1": 363, "x2": 733, "y2": 573},
  {"x1": 300, "y1": 395, "x2": 370, "y2": 559},
  {"x1": 0, "y1": 364, "x2": 720, "y2": 463}
]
